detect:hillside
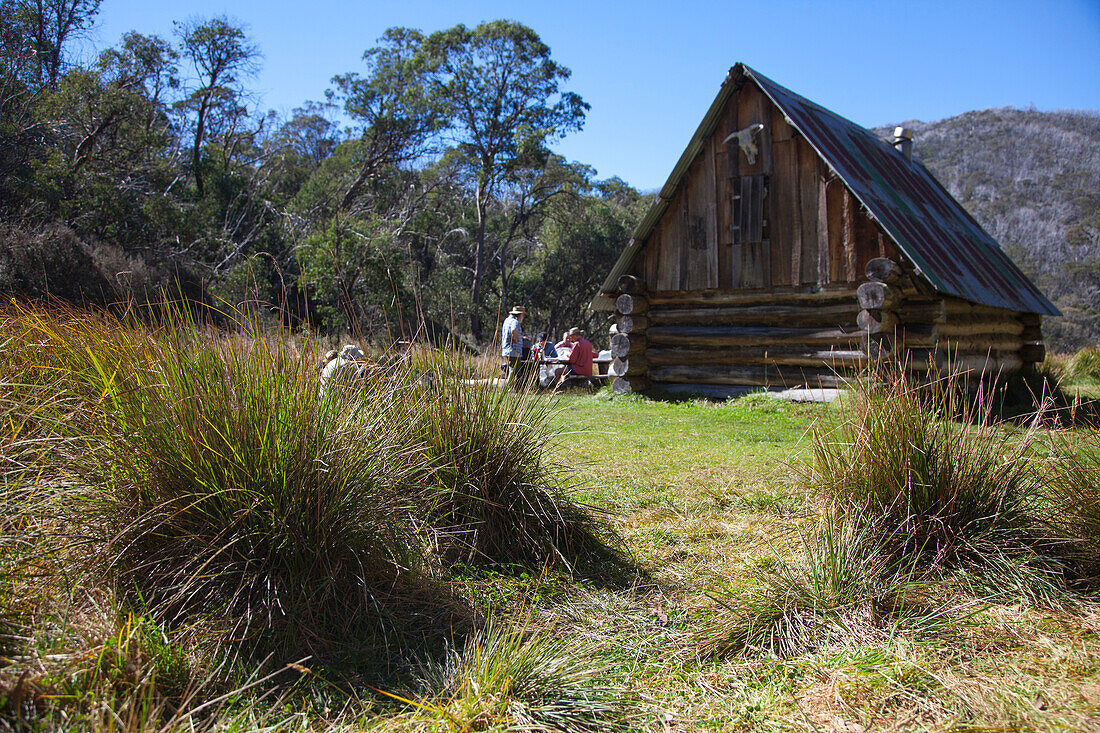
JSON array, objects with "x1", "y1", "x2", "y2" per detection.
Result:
[{"x1": 876, "y1": 108, "x2": 1100, "y2": 351}]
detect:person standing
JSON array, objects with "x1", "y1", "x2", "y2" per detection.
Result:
[{"x1": 501, "y1": 305, "x2": 526, "y2": 381}]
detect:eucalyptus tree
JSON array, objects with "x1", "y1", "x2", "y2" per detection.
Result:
[
  {"x1": 329, "y1": 28, "x2": 447, "y2": 213},
  {"x1": 176, "y1": 16, "x2": 258, "y2": 198},
  {"x1": 423, "y1": 20, "x2": 588, "y2": 342}
]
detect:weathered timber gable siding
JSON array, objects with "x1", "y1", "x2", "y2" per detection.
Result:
[{"x1": 636, "y1": 79, "x2": 899, "y2": 295}]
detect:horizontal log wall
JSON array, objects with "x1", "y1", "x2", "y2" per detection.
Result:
[{"x1": 642, "y1": 292, "x2": 864, "y2": 389}]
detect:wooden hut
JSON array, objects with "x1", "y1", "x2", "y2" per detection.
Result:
[{"x1": 594, "y1": 63, "x2": 1059, "y2": 398}]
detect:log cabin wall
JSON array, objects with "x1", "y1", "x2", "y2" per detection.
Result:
[{"x1": 625, "y1": 80, "x2": 903, "y2": 392}]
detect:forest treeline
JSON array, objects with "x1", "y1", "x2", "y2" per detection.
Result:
[
  {"x1": 4, "y1": 1, "x2": 1096, "y2": 352},
  {"x1": 877, "y1": 108, "x2": 1100, "y2": 351},
  {"x1": 0, "y1": 2, "x2": 650, "y2": 346}
]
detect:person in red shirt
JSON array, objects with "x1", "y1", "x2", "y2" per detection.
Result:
[{"x1": 564, "y1": 327, "x2": 595, "y2": 378}]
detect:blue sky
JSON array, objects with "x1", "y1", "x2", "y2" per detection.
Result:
[{"x1": 85, "y1": 0, "x2": 1100, "y2": 191}]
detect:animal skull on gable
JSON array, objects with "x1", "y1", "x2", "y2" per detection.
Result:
[{"x1": 722, "y1": 123, "x2": 766, "y2": 165}]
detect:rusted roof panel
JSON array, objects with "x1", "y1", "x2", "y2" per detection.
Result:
[{"x1": 744, "y1": 65, "x2": 1058, "y2": 315}]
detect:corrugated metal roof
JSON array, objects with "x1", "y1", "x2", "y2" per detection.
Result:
[{"x1": 595, "y1": 64, "x2": 1059, "y2": 316}]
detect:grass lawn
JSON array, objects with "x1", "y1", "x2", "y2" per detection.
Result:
[{"x1": 518, "y1": 391, "x2": 1100, "y2": 732}]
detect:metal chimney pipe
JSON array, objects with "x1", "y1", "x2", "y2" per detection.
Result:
[{"x1": 892, "y1": 126, "x2": 914, "y2": 161}]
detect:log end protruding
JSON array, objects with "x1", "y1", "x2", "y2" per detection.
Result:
[
  {"x1": 1019, "y1": 342, "x2": 1046, "y2": 364},
  {"x1": 609, "y1": 357, "x2": 629, "y2": 377},
  {"x1": 611, "y1": 377, "x2": 632, "y2": 395},
  {"x1": 610, "y1": 332, "x2": 631, "y2": 358},
  {"x1": 866, "y1": 257, "x2": 903, "y2": 284},
  {"x1": 857, "y1": 309, "x2": 898, "y2": 335},
  {"x1": 857, "y1": 281, "x2": 901, "y2": 311},
  {"x1": 615, "y1": 293, "x2": 634, "y2": 314},
  {"x1": 617, "y1": 315, "x2": 634, "y2": 334},
  {"x1": 617, "y1": 274, "x2": 643, "y2": 294}
]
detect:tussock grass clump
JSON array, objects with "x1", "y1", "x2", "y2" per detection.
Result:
[
  {"x1": 700, "y1": 515, "x2": 956, "y2": 659},
  {"x1": 1048, "y1": 429, "x2": 1100, "y2": 587},
  {"x1": 405, "y1": 354, "x2": 619, "y2": 571},
  {"x1": 810, "y1": 374, "x2": 1043, "y2": 569},
  {"x1": 1065, "y1": 346, "x2": 1100, "y2": 385},
  {"x1": 406, "y1": 620, "x2": 628, "y2": 732},
  {"x1": 64, "y1": 305, "x2": 437, "y2": 656}
]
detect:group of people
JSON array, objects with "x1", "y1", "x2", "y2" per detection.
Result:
[{"x1": 501, "y1": 305, "x2": 597, "y2": 388}]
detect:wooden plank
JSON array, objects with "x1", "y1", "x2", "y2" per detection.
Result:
[
  {"x1": 657, "y1": 196, "x2": 681, "y2": 291},
  {"x1": 798, "y1": 138, "x2": 820, "y2": 285},
  {"x1": 725, "y1": 89, "x2": 740, "y2": 179},
  {"x1": 646, "y1": 232, "x2": 659, "y2": 287},
  {"x1": 817, "y1": 173, "x2": 829, "y2": 288},
  {"x1": 717, "y1": 109, "x2": 733, "y2": 289},
  {"x1": 705, "y1": 136, "x2": 719, "y2": 289},
  {"x1": 771, "y1": 139, "x2": 797, "y2": 287},
  {"x1": 853, "y1": 205, "x2": 881, "y2": 278},
  {"x1": 680, "y1": 181, "x2": 692, "y2": 290},
  {"x1": 843, "y1": 189, "x2": 857, "y2": 282},
  {"x1": 736, "y1": 83, "x2": 771, "y2": 176},
  {"x1": 826, "y1": 178, "x2": 845, "y2": 284},
  {"x1": 733, "y1": 176, "x2": 764, "y2": 245},
  {"x1": 744, "y1": 241, "x2": 769, "y2": 289}
]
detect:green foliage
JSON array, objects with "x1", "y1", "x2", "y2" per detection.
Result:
[
  {"x1": 296, "y1": 213, "x2": 415, "y2": 335},
  {"x1": 1047, "y1": 429, "x2": 1100, "y2": 586}
]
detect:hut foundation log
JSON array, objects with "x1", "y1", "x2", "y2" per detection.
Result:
[
  {"x1": 933, "y1": 336, "x2": 1025, "y2": 352},
  {"x1": 934, "y1": 319, "x2": 1026, "y2": 337},
  {"x1": 866, "y1": 257, "x2": 904, "y2": 284},
  {"x1": 649, "y1": 364, "x2": 848, "y2": 388},
  {"x1": 857, "y1": 309, "x2": 898, "y2": 334},
  {"x1": 611, "y1": 377, "x2": 633, "y2": 395},
  {"x1": 647, "y1": 347, "x2": 875, "y2": 368},
  {"x1": 624, "y1": 354, "x2": 648, "y2": 373},
  {"x1": 1020, "y1": 325, "x2": 1043, "y2": 342},
  {"x1": 939, "y1": 353, "x2": 1025, "y2": 374},
  {"x1": 857, "y1": 281, "x2": 901, "y2": 311}
]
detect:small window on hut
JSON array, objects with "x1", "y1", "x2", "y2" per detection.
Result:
[{"x1": 732, "y1": 174, "x2": 765, "y2": 245}]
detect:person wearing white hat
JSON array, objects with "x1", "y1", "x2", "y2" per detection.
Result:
[
  {"x1": 501, "y1": 305, "x2": 527, "y2": 383},
  {"x1": 320, "y1": 343, "x2": 365, "y2": 396}
]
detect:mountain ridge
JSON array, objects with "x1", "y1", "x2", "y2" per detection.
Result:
[{"x1": 874, "y1": 107, "x2": 1100, "y2": 350}]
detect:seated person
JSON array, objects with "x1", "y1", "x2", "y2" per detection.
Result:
[
  {"x1": 531, "y1": 332, "x2": 558, "y2": 361},
  {"x1": 562, "y1": 327, "x2": 595, "y2": 379}
]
